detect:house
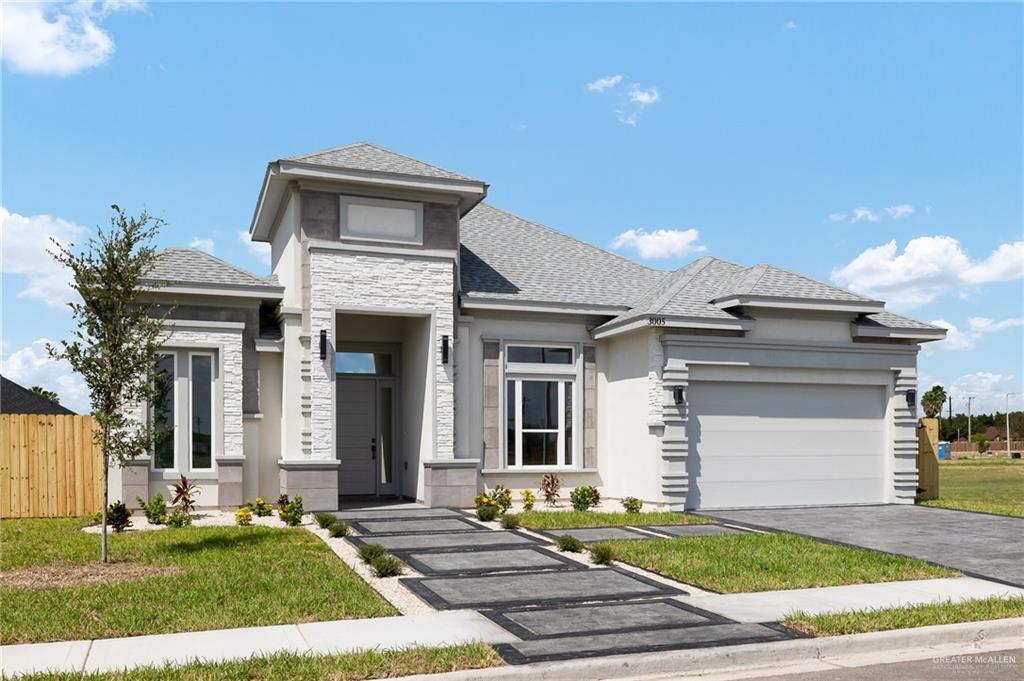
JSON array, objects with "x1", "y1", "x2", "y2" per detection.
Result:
[
  {"x1": 0, "y1": 375, "x2": 76, "y2": 415},
  {"x1": 111, "y1": 143, "x2": 946, "y2": 512}
]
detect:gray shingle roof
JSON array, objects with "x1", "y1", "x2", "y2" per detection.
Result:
[
  {"x1": 713, "y1": 263, "x2": 878, "y2": 303},
  {"x1": 1, "y1": 376, "x2": 76, "y2": 415},
  {"x1": 459, "y1": 204, "x2": 666, "y2": 308},
  {"x1": 146, "y1": 249, "x2": 281, "y2": 290},
  {"x1": 285, "y1": 142, "x2": 480, "y2": 183},
  {"x1": 857, "y1": 310, "x2": 946, "y2": 331}
]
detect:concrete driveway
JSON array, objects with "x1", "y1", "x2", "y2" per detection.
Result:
[{"x1": 703, "y1": 505, "x2": 1024, "y2": 588}]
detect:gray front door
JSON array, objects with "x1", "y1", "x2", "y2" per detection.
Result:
[
  {"x1": 337, "y1": 376, "x2": 399, "y2": 496},
  {"x1": 337, "y1": 377, "x2": 377, "y2": 495}
]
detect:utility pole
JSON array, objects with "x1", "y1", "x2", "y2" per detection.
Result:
[
  {"x1": 965, "y1": 396, "x2": 975, "y2": 443},
  {"x1": 1007, "y1": 393, "x2": 1020, "y2": 455}
]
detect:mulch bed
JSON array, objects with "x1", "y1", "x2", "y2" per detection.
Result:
[{"x1": 0, "y1": 562, "x2": 180, "y2": 589}]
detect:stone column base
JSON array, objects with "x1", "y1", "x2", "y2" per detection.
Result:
[
  {"x1": 122, "y1": 456, "x2": 151, "y2": 509},
  {"x1": 423, "y1": 459, "x2": 480, "y2": 508},
  {"x1": 216, "y1": 457, "x2": 244, "y2": 508},
  {"x1": 278, "y1": 459, "x2": 340, "y2": 511}
]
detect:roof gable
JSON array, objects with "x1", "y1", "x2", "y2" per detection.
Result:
[
  {"x1": 285, "y1": 142, "x2": 479, "y2": 182},
  {"x1": 713, "y1": 263, "x2": 878, "y2": 304}
]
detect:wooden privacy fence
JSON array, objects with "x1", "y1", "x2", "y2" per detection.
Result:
[{"x1": 0, "y1": 414, "x2": 104, "y2": 518}]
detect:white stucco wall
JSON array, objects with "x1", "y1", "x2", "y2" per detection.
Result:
[
  {"x1": 256, "y1": 351, "x2": 282, "y2": 500},
  {"x1": 271, "y1": 191, "x2": 303, "y2": 309},
  {"x1": 308, "y1": 250, "x2": 455, "y2": 464},
  {"x1": 597, "y1": 330, "x2": 662, "y2": 503}
]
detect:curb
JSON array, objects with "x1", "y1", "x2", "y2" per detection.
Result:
[{"x1": 402, "y1": 617, "x2": 1024, "y2": 681}]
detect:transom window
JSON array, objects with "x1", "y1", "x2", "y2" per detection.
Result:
[
  {"x1": 504, "y1": 344, "x2": 577, "y2": 468},
  {"x1": 152, "y1": 350, "x2": 217, "y2": 472},
  {"x1": 340, "y1": 196, "x2": 423, "y2": 244},
  {"x1": 335, "y1": 351, "x2": 394, "y2": 375}
]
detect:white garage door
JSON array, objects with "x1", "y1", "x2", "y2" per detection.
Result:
[{"x1": 686, "y1": 381, "x2": 887, "y2": 510}]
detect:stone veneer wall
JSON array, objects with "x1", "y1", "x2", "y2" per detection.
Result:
[{"x1": 307, "y1": 249, "x2": 456, "y2": 462}]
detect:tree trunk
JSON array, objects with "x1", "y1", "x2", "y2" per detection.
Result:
[{"x1": 101, "y1": 432, "x2": 109, "y2": 563}]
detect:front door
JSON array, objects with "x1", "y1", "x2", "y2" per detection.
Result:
[{"x1": 337, "y1": 376, "x2": 398, "y2": 496}]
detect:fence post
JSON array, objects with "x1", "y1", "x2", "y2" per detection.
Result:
[{"x1": 917, "y1": 417, "x2": 940, "y2": 500}]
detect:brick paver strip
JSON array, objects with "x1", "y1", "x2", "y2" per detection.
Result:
[
  {"x1": 395, "y1": 546, "x2": 584, "y2": 576},
  {"x1": 347, "y1": 530, "x2": 538, "y2": 552},
  {"x1": 539, "y1": 526, "x2": 655, "y2": 543},
  {"x1": 348, "y1": 517, "x2": 483, "y2": 535}
]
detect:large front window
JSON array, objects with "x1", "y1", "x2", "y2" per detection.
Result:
[
  {"x1": 152, "y1": 350, "x2": 217, "y2": 472},
  {"x1": 504, "y1": 345, "x2": 576, "y2": 468}
]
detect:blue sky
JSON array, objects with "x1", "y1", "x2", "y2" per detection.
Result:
[{"x1": 2, "y1": 1, "x2": 1022, "y2": 415}]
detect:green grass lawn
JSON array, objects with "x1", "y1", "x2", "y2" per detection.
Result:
[
  {"x1": 517, "y1": 510, "x2": 712, "y2": 530},
  {"x1": 0, "y1": 518, "x2": 397, "y2": 644},
  {"x1": 599, "y1": 532, "x2": 958, "y2": 593},
  {"x1": 784, "y1": 596, "x2": 1024, "y2": 636},
  {"x1": 12, "y1": 643, "x2": 502, "y2": 681},
  {"x1": 919, "y1": 460, "x2": 1024, "y2": 517}
]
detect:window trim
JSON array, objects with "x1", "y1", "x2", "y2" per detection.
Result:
[
  {"x1": 188, "y1": 351, "x2": 217, "y2": 472},
  {"x1": 339, "y1": 195, "x2": 424, "y2": 246},
  {"x1": 505, "y1": 377, "x2": 575, "y2": 469},
  {"x1": 151, "y1": 352, "x2": 179, "y2": 472},
  {"x1": 504, "y1": 343, "x2": 576, "y2": 376}
]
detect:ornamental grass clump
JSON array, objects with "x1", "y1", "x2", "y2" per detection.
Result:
[
  {"x1": 500, "y1": 514, "x2": 521, "y2": 530},
  {"x1": 556, "y1": 534, "x2": 584, "y2": 553},
  {"x1": 315, "y1": 512, "x2": 336, "y2": 529},
  {"x1": 358, "y1": 543, "x2": 387, "y2": 564},
  {"x1": 369, "y1": 554, "x2": 404, "y2": 578},
  {"x1": 590, "y1": 543, "x2": 615, "y2": 566},
  {"x1": 329, "y1": 520, "x2": 350, "y2": 538}
]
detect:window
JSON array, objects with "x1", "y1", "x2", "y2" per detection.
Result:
[
  {"x1": 335, "y1": 352, "x2": 393, "y2": 375},
  {"x1": 151, "y1": 350, "x2": 217, "y2": 472},
  {"x1": 153, "y1": 354, "x2": 176, "y2": 469},
  {"x1": 190, "y1": 354, "x2": 214, "y2": 470},
  {"x1": 504, "y1": 344, "x2": 578, "y2": 468},
  {"x1": 507, "y1": 379, "x2": 574, "y2": 467},
  {"x1": 340, "y1": 196, "x2": 423, "y2": 244}
]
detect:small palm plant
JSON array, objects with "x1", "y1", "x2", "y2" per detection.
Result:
[{"x1": 171, "y1": 474, "x2": 200, "y2": 514}]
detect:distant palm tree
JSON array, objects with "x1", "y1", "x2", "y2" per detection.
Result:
[{"x1": 30, "y1": 386, "x2": 60, "y2": 404}]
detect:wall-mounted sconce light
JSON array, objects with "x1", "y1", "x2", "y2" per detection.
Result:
[
  {"x1": 673, "y1": 386, "x2": 685, "y2": 405},
  {"x1": 319, "y1": 329, "x2": 327, "y2": 361},
  {"x1": 441, "y1": 335, "x2": 450, "y2": 364},
  {"x1": 906, "y1": 389, "x2": 917, "y2": 410}
]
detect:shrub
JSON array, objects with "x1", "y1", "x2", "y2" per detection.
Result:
[
  {"x1": 358, "y1": 543, "x2": 387, "y2": 563},
  {"x1": 107, "y1": 501, "x2": 132, "y2": 533},
  {"x1": 540, "y1": 473, "x2": 561, "y2": 506},
  {"x1": 314, "y1": 512, "x2": 336, "y2": 529},
  {"x1": 171, "y1": 475, "x2": 200, "y2": 515},
  {"x1": 166, "y1": 509, "x2": 192, "y2": 528},
  {"x1": 556, "y1": 534, "x2": 584, "y2": 553},
  {"x1": 279, "y1": 495, "x2": 304, "y2": 526},
  {"x1": 621, "y1": 496, "x2": 643, "y2": 514},
  {"x1": 276, "y1": 494, "x2": 290, "y2": 512},
  {"x1": 491, "y1": 484, "x2": 513, "y2": 513},
  {"x1": 520, "y1": 489, "x2": 535, "y2": 512},
  {"x1": 570, "y1": 485, "x2": 601, "y2": 512},
  {"x1": 500, "y1": 513, "x2": 521, "y2": 530},
  {"x1": 971, "y1": 433, "x2": 990, "y2": 454},
  {"x1": 136, "y1": 493, "x2": 167, "y2": 525},
  {"x1": 369, "y1": 553, "x2": 404, "y2": 578},
  {"x1": 235, "y1": 506, "x2": 253, "y2": 526},
  {"x1": 590, "y1": 543, "x2": 615, "y2": 566},
  {"x1": 476, "y1": 503, "x2": 498, "y2": 522},
  {"x1": 247, "y1": 497, "x2": 273, "y2": 517},
  {"x1": 329, "y1": 519, "x2": 350, "y2": 538}
]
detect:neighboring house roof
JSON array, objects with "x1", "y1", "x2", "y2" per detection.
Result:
[
  {"x1": 145, "y1": 249, "x2": 282, "y2": 294},
  {"x1": 854, "y1": 310, "x2": 946, "y2": 332},
  {"x1": 0, "y1": 376, "x2": 76, "y2": 415},
  {"x1": 459, "y1": 203, "x2": 666, "y2": 310},
  {"x1": 285, "y1": 142, "x2": 480, "y2": 183}
]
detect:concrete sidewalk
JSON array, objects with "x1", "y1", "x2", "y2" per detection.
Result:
[
  {"x1": 0, "y1": 611, "x2": 518, "y2": 678},
  {"x1": 688, "y1": 577, "x2": 1024, "y2": 622}
]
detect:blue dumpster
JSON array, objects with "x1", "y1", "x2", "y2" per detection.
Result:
[{"x1": 938, "y1": 441, "x2": 948, "y2": 460}]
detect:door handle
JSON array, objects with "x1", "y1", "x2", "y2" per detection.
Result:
[{"x1": 371, "y1": 437, "x2": 377, "y2": 460}]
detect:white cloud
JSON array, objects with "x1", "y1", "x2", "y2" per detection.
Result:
[
  {"x1": 627, "y1": 85, "x2": 660, "y2": 106},
  {"x1": 948, "y1": 372, "x2": 1021, "y2": 415},
  {"x1": 0, "y1": 338, "x2": 90, "y2": 413},
  {"x1": 885, "y1": 204, "x2": 915, "y2": 219},
  {"x1": 826, "y1": 213, "x2": 848, "y2": 223},
  {"x1": 611, "y1": 228, "x2": 705, "y2": 259},
  {"x1": 0, "y1": 206, "x2": 85, "y2": 308},
  {"x1": 782, "y1": 20, "x2": 798, "y2": 31},
  {"x1": 237, "y1": 230, "x2": 271, "y2": 268},
  {"x1": 188, "y1": 237, "x2": 215, "y2": 255},
  {"x1": 586, "y1": 75, "x2": 623, "y2": 93},
  {"x1": 850, "y1": 207, "x2": 880, "y2": 223},
  {"x1": 831, "y1": 236, "x2": 1024, "y2": 309},
  {"x1": 969, "y1": 317, "x2": 1024, "y2": 334},
  {"x1": 1, "y1": 1, "x2": 145, "y2": 77}
]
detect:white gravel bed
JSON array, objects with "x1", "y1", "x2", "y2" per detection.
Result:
[{"x1": 82, "y1": 509, "x2": 302, "y2": 533}]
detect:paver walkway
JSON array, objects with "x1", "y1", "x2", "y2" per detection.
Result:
[
  {"x1": 342, "y1": 507, "x2": 803, "y2": 664},
  {"x1": 704, "y1": 505, "x2": 1024, "y2": 587}
]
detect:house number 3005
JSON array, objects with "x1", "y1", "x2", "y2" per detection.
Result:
[{"x1": 648, "y1": 316, "x2": 666, "y2": 326}]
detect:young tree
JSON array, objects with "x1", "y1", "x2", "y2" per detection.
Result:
[
  {"x1": 921, "y1": 385, "x2": 947, "y2": 418},
  {"x1": 30, "y1": 386, "x2": 60, "y2": 404},
  {"x1": 48, "y1": 205, "x2": 168, "y2": 562}
]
